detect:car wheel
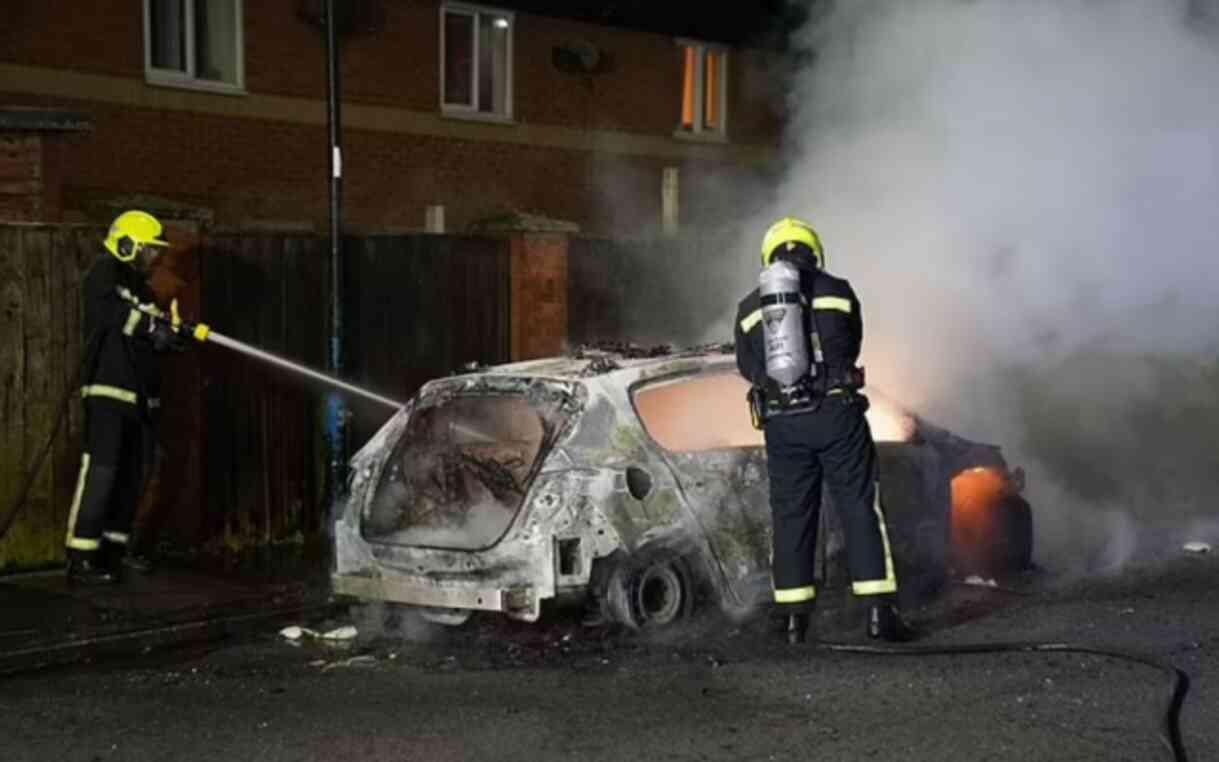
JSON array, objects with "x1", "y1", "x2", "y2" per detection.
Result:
[{"x1": 601, "y1": 548, "x2": 696, "y2": 630}]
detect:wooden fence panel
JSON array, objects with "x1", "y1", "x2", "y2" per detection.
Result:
[
  {"x1": 196, "y1": 234, "x2": 327, "y2": 559},
  {"x1": 0, "y1": 226, "x2": 97, "y2": 571},
  {"x1": 0, "y1": 226, "x2": 28, "y2": 570},
  {"x1": 344, "y1": 234, "x2": 511, "y2": 445}
]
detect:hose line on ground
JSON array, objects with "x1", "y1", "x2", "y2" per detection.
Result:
[
  {"x1": 0, "y1": 381, "x2": 78, "y2": 544},
  {"x1": 815, "y1": 639, "x2": 1191, "y2": 762}
]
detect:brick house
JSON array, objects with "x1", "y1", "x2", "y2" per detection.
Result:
[{"x1": 1, "y1": 0, "x2": 789, "y2": 235}]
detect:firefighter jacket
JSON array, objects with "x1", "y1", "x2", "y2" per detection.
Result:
[
  {"x1": 80, "y1": 254, "x2": 164, "y2": 420},
  {"x1": 734, "y1": 264, "x2": 863, "y2": 392}
]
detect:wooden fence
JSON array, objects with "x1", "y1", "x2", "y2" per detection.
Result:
[
  {"x1": 344, "y1": 234, "x2": 511, "y2": 444},
  {"x1": 0, "y1": 226, "x2": 96, "y2": 570}
]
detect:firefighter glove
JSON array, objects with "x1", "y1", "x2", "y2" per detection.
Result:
[{"x1": 149, "y1": 319, "x2": 187, "y2": 352}]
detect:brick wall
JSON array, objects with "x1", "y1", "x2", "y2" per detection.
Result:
[
  {"x1": 1, "y1": 0, "x2": 781, "y2": 233},
  {"x1": 509, "y1": 233, "x2": 567, "y2": 360},
  {"x1": 0, "y1": 134, "x2": 43, "y2": 221}
]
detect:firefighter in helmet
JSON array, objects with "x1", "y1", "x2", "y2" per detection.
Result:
[
  {"x1": 734, "y1": 217, "x2": 912, "y2": 643},
  {"x1": 65, "y1": 210, "x2": 184, "y2": 585}
]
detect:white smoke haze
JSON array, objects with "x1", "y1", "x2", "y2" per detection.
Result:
[{"x1": 711, "y1": 0, "x2": 1219, "y2": 577}]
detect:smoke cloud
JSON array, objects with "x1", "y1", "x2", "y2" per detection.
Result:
[{"x1": 712, "y1": 0, "x2": 1219, "y2": 575}]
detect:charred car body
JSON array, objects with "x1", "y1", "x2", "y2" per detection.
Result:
[{"x1": 332, "y1": 347, "x2": 1032, "y2": 628}]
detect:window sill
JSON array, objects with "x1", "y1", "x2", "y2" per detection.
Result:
[
  {"x1": 672, "y1": 128, "x2": 729, "y2": 144},
  {"x1": 145, "y1": 73, "x2": 247, "y2": 97},
  {"x1": 441, "y1": 108, "x2": 517, "y2": 126}
]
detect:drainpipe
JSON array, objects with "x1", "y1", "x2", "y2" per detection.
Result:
[{"x1": 324, "y1": 0, "x2": 348, "y2": 506}]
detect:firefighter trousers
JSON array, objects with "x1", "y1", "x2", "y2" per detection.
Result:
[
  {"x1": 65, "y1": 401, "x2": 156, "y2": 559},
  {"x1": 764, "y1": 393, "x2": 897, "y2": 611}
]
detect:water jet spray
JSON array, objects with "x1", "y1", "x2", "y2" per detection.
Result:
[{"x1": 120, "y1": 289, "x2": 403, "y2": 411}]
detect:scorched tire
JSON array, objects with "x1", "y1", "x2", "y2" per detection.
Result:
[{"x1": 602, "y1": 548, "x2": 696, "y2": 630}]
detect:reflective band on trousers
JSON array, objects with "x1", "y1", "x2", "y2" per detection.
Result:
[
  {"x1": 81, "y1": 384, "x2": 138, "y2": 404},
  {"x1": 65, "y1": 453, "x2": 99, "y2": 551},
  {"x1": 103, "y1": 531, "x2": 129, "y2": 544},
  {"x1": 774, "y1": 585, "x2": 816, "y2": 604},
  {"x1": 812, "y1": 296, "x2": 852, "y2": 314},
  {"x1": 852, "y1": 481, "x2": 899, "y2": 596},
  {"x1": 739, "y1": 308, "x2": 763, "y2": 333}
]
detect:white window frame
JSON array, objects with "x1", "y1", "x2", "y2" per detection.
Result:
[
  {"x1": 143, "y1": 0, "x2": 246, "y2": 95},
  {"x1": 675, "y1": 39, "x2": 728, "y2": 141},
  {"x1": 439, "y1": 2, "x2": 515, "y2": 122}
]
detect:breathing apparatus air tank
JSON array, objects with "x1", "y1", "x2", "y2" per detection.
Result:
[{"x1": 758, "y1": 259, "x2": 813, "y2": 390}]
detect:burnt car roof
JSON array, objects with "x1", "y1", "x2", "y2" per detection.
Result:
[{"x1": 460, "y1": 343, "x2": 737, "y2": 382}]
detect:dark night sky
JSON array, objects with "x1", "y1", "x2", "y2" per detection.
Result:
[
  {"x1": 495, "y1": 1, "x2": 810, "y2": 47},
  {"x1": 310, "y1": 1, "x2": 814, "y2": 48}
]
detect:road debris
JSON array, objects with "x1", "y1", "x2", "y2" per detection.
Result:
[
  {"x1": 962, "y1": 575, "x2": 999, "y2": 588},
  {"x1": 321, "y1": 655, "x2": 378, "y2": 671},
  {"x1": 280, "y1": 626, "x2": 316, "y2": 641},
  {"x1": 1182, "y1": 541, "x2": 1212, "y2": 554},
  {"x1": 279, "y1": 624, "x2": 359, "y2": 643}
]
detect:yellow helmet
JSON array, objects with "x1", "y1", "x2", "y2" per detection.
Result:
[
  {"x1": 760, "y1": 216, "x2": 824, "y2": 269},
  {"x1": 104, "y1": 210, "x2": 169, "y2": 263}
]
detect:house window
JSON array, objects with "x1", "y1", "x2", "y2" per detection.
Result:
[
  {"x1": 678, "y1": 41, "x2": 727, "y2": 137},
  {"x1": 441, "y1": 3, "x2": 513, "y2": 119},
  {"x1": 144, "y1": 0, "x2": 244, "y2": 92}
]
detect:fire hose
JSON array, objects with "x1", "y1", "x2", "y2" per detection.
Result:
[
  {"x1": 0, "y1": 290, "x2": 403, "y2": 545},
  {"x1": 813, "y1": 639, "x2": 1190, "y2": 762},
  {"x1": 114, "y1": 288, "x2": 405, "y2": 410}
]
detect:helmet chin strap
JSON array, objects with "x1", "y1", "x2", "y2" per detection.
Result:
[{"x1": 134, "y1": 245, "x2": 159, "y2": 273}]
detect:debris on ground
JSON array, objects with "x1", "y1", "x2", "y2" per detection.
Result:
[
  {"x1": 1182, "y1": 541, "x2": 1212, "y2": 554},
  {"x1": 279, "y1": 625, "x2": 359, "y2": 643},
  {"x1": 963, "y1": 575, "x2": 999, "y2": 588},
  {"x1": 321, "y1": 655, "x2": 377, "y2": 671}
]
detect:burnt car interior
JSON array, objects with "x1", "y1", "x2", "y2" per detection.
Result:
[{"x1": 363, "y1": 395, "x2": 548, "y2": 550}]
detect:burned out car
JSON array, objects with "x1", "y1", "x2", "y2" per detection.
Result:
[{"x1": 332, "y1": 347, "x2": 1031, "y2": 628}]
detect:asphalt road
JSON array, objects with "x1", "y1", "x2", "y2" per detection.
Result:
[{"x1": 3, "y1": 553, "x2": 1215, "y2": 762}]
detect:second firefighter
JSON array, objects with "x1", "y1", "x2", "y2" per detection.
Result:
[{"x1": 734, "y1": 216, "x2": 912, "y2": 643}]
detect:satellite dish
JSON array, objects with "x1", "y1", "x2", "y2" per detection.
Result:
[{"x1": 552, "y1": 40, "x2": 610, "y2": 75}]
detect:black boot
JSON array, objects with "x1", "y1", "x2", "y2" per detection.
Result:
[
  {"x1": 101, "y1": 538, "x2": 155, "y2": 578},
  {"x1": 67, "y1": 554, "x2": 117, "y2": 586},
  {"x1": 784, "y1": 613, "x2": 811, "y2": 644},
  {"x1": 121, "y1": 549, "x2": 156, "y2": 575},
  {"x1": 867, "y1": 599, "x2": 915, "y2": 642},
  {"x1": 769, "y1": 607, "x2": 813, "y2": 644}
]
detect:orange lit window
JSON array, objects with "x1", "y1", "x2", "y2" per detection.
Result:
[
  {"x1": 681, "y1": 47, "x2": 697, "y2": 129},
  {"x1": 703, "y1": 49, "x2": 720, "y2": 129},
  {"x1": 677, "y1": 41, "x2": 726, "y2": 137}
]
